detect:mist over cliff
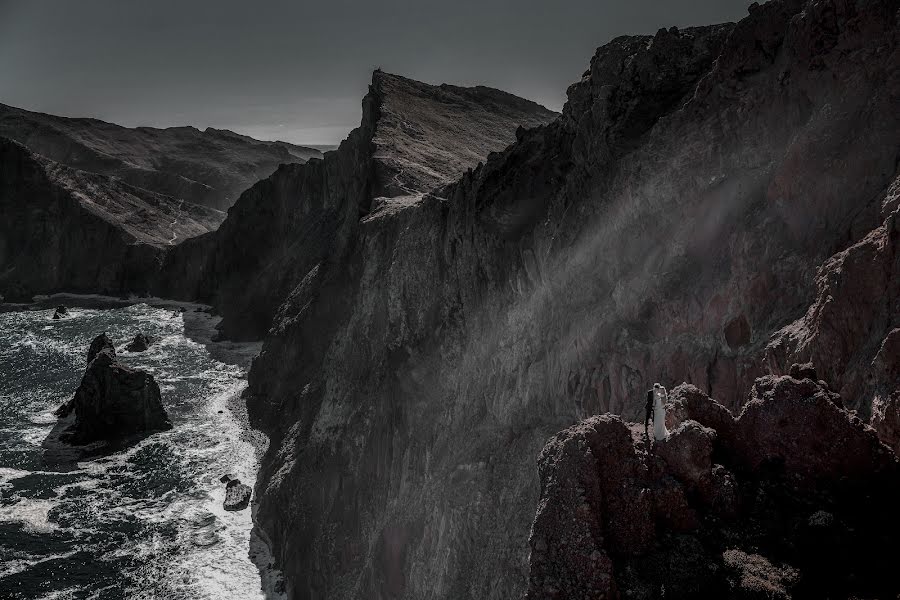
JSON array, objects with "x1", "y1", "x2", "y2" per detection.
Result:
[{"x1": 146, "y1": 0, "x2": 897, "y2": 597}]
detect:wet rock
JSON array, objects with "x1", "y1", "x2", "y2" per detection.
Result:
[
  {"x1": 0, "y1": 138, "x2": 223, "y2": 301},
  {"x1": 52, "y1": 305, "x2": 68, "y2": 319},
  {"x1": 224, "y1": 478, "x2": 252, "y2": 511},
  {"x1": 59, "y1": 333, "x2": 171, "y2": 444},
  {"x1": 86, "y1": 332, "x2": 115, "y2": 365},
  {"x1": 124, "y1": 333, "x2": 154, "y2": 352}
]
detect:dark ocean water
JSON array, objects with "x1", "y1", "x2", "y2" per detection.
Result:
[{"x1": 0, "y1": 300, "x2": 281, "y2": 599}]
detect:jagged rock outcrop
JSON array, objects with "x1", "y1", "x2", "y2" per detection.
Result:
[
  {"x1": 766, "y1": 174, "x2": 900, "y2": 434},
  {"x1": 526, "y1": 377, "x2": 900, "y2": 599},
  {"x1": 0, "y1": 103, "x2": 322, "y2": 210},
  {"x1": 157, "y1": 71, "x2": 558, "y2": 339},
  {"x1": 124, "y1": 333, "x2": 155, "y2": 352},
  {"x1": 58, "y1": 333, "x2": 171, "y2": 444},
  {"x1": 226, "y1": 2, "x2": 899, "y2": 598},
  {"x1": 52, "y1": 305, "x2": 69, "y2": 319},
  {"x1": 0, "y1": 137, "x2": 223, "y2": 300},
  {"x1": 223, "y1": 477, "x2": 253, "y2": 511}
]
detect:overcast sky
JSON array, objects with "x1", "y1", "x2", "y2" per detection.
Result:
[{"x1": 0, "y1": 0, "x2": 750, "y2": 146}]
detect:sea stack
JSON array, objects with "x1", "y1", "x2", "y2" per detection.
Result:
[
  {"x1": 221, "y1": 475, "x2": 252, "y2": 511},
  {"x1": 58, "y1": 333, "x2": 171, "y2": 444},
  {"x1": 124, "y1": 333, "x2": 155, "y2": 352}
]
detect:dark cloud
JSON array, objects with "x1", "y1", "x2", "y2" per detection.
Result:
[{"x1": 0, "y1": 0, "x2": 750, "y2": 144}]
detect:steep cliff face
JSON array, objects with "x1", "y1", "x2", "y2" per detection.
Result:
[
  {"x1": 239, "y1": 1, "x2": 898, "y2": 598},
  {"x1": 157, "y1": 71, "x2": 559, "y2": 339},
  {"x1": 0, "y1": 103, "x2": 322, "y2": 210},
  {"x1": 0, "y1": 138, "x2": 223, "y2": 300}
]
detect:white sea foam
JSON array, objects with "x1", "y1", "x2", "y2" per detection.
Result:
[
  {"x1": 0, "y1": 498, "x2": 59, "y2": 533},
  {"x1": 0, "y1": 302, "x2": 282, "y2": 599}
]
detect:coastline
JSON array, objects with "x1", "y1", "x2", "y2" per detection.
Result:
[{"x1": 0, "y1": 292, "x2": 286, "y2": 598}]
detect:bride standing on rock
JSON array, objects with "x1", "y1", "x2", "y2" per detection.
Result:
[{"x1": 643, "y1": 383, "x2": 670, "y2": 444}]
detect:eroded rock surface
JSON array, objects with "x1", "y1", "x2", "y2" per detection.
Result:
[
  {"x1": 58, "y1": 333, "x2": 171, "y2": 445},
  {"x1": 526, "y1": 377, "x2": 900, "y2": 599},
  {"x1": 206, "y1": 1, "x2": 899, "y2": 598},
  {"x1": 0, "y1": 138, "x2": 224, "y2": 301},
  {"x1": 0, "y1": 103, "x2": 322, "y2": 210},
  {"x1": 223, "y1": 478, "x2": 253, "y2": 511},
  {"x1": 124, "y1": 333, "x2": 154, "y2": 353},
  {"x1": 157, "y1": 71, "x2": 559, "y2": 339}
]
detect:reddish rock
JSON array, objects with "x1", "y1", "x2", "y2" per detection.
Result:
[
  {"x1": 766, "y1": 191, "x2": 900, "y2": 414},
  {"x1": 526, "y1": 374, "x2": 900, "y2": 599},
  {"x1": 665, "y1": 383, "x2": 736, "y2": 446},
  {"x1": 788, "y1": 362, "x2": 817, "y2": 381},
  {"x1": 654, "y1": 420, "x2": 715, "y2": 491},
  {"x1": 734, "y1": 376, "x2": 893, "y2": 482}
]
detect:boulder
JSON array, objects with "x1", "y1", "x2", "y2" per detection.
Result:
[
  {"x1": 59, "y1": 333, "x2": 171, "y2": 444},
  {"x1": 734, "y1": 375, "x2": 894, "y2": 482},
  {"x1": 124, "y1": 333, "x2": 154, "y2": 352},
  {"x1": 224, "y1": 478, "x2": 252, "y2": 511},
  {"x1": 654, "y1": 420, "x2": 716, "y2": 491},
  {"x1": 52, "y1": 305, "x2": 69, "y2": 319},
  {"x1": 665, "y1": 384, "x2": 736, "y2": 437}
]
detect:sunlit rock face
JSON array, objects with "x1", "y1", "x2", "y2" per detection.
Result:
[
  {"x1": 156, "y1": 0, "x2": 898, "y2": 597},
  {"x1": 157, "y1": 71, "x2": 558, "y2": 340}
]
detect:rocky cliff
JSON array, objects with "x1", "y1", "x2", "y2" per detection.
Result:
[
  {"x1": 527, "y1": 376, "x2": 899, "y2": 598},
  {"x1": 0, "y1": 102, "x2": 322, "y2": 210},
  {"x1": 157, "y1": 71, "x2": 558, "y2": 339},
  {"x1": 226, "y1": 0, "x2": 898, "y2": 598},
  {"x1": 0, "y1": 137, "x2": 223, "y2": 300}
]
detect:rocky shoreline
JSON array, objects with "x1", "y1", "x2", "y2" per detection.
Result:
[{"x1": 2, "y1": 0, "x2": 898, "y2": 597}]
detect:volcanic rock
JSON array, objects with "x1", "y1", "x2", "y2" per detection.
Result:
[
  {"x1": 87, "y1": 332, "x2": 115, "y2": 364},
  {"x1": 0, "y1": 102, "x2": 322, "y2": 210},
  {"x1": 223, "y1": 478, "x2": 252, "y2": 511},
  {"x1": 172, "y1": 1, "x2": 900, "y2": 597},
  {"x1": 142, "y1": 0, "x2": 898, "y2": 596},
  {"x1": 654, "y1": 420, "x2": 716, "y2": 491},
  {"x1": 0, "y1": 137, "x2": 224, "y2": 301},
  {"x1": 59, "y1": 333, "x2": 171, "y2": 444},
  {"x1": 52, "y1": 305, "x2": 68, "y2": 319},
  {"x1": 124, "y1": 333, "x2": 154, "y2": 352},
  {"x1": 526, "y1": 376, "x2": 900, "y2": 599},
  {"x1": 157, "y1": 71, "x2": 558, "y2": 339}
]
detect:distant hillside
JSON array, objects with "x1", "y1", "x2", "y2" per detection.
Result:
[
  {"x1": 0, "y1": 103, "x2": 323, "y2": 210},
  {"x1": 0, "y1": 137, "x2": 224, "y2": 300}
]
